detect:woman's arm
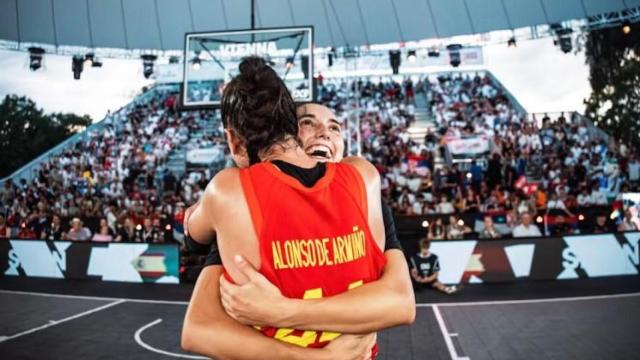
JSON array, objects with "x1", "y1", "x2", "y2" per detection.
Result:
[
  {"x1": 284, "y1": 249, "x2": 415, "y2": 332},
  {"x1": 221, "y1": 249, "x2": 415, "y2": 334},
  {"x1": 183, "y1": 197, "x2": 217, "y2": 246},
  {"x1": 182, "y1": 266, "x2": 375, "y2": 360}
]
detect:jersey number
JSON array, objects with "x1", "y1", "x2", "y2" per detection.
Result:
[{"x1": 274, "y1": 280, "x2": 364, "y2": 347}]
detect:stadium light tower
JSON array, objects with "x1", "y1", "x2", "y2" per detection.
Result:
[{"x1": 28, "y1": 47, "x2": 45, "y2": 71}]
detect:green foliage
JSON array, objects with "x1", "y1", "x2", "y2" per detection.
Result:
[
  {"x1": 0, "y1": 95, "x2": 92, "y2": 178},
  {"x1": 584, "y1": 23, "x2": 640, "y2": 150}
]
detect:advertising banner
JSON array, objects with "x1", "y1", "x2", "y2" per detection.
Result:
[
  {"x1": 1, "y1": 240, "x2": 180, "y2": 284},
  {"x1": 409, "y1": 232, "x2": 639, "y2": 284},
  {"x1": 446, "y1": 137, "x2": 490, "y2": 157},
  {"x1": 186, "y1": 147, "x2": 225, "y2": 165}
]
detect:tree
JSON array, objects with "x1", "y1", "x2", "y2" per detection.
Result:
[
  {"x1": 0, "y1": 95, "x2": 92, "y2": 178},
  {"x1": 584, "y1": 23, "x2": 640, "y2": 150}
]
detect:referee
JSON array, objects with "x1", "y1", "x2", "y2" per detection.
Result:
[{"x1": 410, "y1": 239, "x2": 457, "y2": 294}]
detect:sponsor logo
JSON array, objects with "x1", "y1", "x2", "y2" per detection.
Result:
[
  {"x1": 559, "y1": 234, "x2": 639, "y2": 279},
  {"x1": 292, "y1": 89, "x2": 310, "y2": 99},
  {"x1": 5, "y1": 240, "x2": 70, "y2": 278},
  {"x1": 218, "y1": 42, "x2": 278, "y2": 57}
]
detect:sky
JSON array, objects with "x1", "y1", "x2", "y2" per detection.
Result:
[
  {"x1": 483, "y1": 36, "x2": 592, "y2": 115},
  {"x1": 0, "y1": 37, "x2": 592, "y2": 122}
]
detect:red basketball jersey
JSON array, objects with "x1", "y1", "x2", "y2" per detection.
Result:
[{"x1": 237, "y1": 161, "x2": 386, "y2": 349}]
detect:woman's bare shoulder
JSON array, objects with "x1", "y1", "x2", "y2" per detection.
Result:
[
  {"x1": 201, "y1": 167, "x2": 243, "y2": 210},
  {"x1": 341, "y1": 157, "x2": 380, "y2": 184}
]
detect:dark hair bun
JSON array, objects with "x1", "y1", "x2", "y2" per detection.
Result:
[
  {"x1": 238, "y1": 56, "x2": 269, "y2": 77},
  {"x1": 221, "y1": 56, "x2": 298, "y2": 165}
]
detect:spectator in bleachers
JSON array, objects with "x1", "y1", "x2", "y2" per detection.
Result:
[
  {"x1": 576, "y1": 187, "x2": 593, "y2": 207},
  {"x1": 446, "y1": 215, "x2": 472, "y2": 240},
  {"x1": 550, "y1": 214, "x2": 572, "y2": 236},
  {"x1": 0, "y1": 214, "x2": 8, "y2": 238},
  {"x1": 104, "y1": 205, "x2": 117, "y2": 234},
  {"x1": 478, "y1": 216, "x2": 501, "y2": 239},
  {"x1": 591, "y1": 213, "x2": 616, "y2": 234},
  {"x1": 92, "y1": 224, "x2": 114, "y2": 242},
  {"x1": 427, "y1": 218, "x2": 447, "y2": 240},
  {"x1": 42, "y1": 214, "x2": 63, "y2": 241},
  {"x1": 114, "y1": 217, "x2": 136, "y2": 242},
  {"x1": 629, "y1": 154, "x2": 640, "y2": 185},
  {"x1": 136, "y1": 218, "x2": 161, "y2": 243},
  {"x1": 618, "y1": 209, "x2": 639, "y2": 232},
  {"x1": 590, "y1": 184, "x2": 608, "y2": 205},
  {"x1": 512, "y1": 212, "x2": 542, "y2": 238},
  {"x1": 436, "y1": 194, "x2": 455, "y2": 214},
  {"x1": 64, "y1": 218, "x2": 92, "y2": 241},
  {"x1": 546, "y1": 193, "x2": 574, "y2": 216}
]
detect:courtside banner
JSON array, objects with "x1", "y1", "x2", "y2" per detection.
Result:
[
  {"x1": 425, "y1": 232, "x2": 640, "y2": 284},
  {"x1": 0, "y1": 240, "x2": 180, "y2": 284}
]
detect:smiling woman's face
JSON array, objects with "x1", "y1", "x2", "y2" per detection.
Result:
[{"x1": 297, "y1": 104, "x2": 344, "y2": 162}]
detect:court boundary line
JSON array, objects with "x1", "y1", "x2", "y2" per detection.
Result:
[
  {"x1": 0, "y1": 289, "x2": 189, "y2": 305},
  {"x1": 2, "y1": 288, "x2": 640, "y2": 307},
  {"x1": 432, "y1": 305, "x2": 470, "y2": 360},
  {"x1": 416, "y1": 291, "x2": 640, "y2": 307},
  {"x1": 0, "y1": 299, "x2": 125, "y2": 343},
  {"x1": 134, "y1": 318, "x2": 208, "y2": 359}
]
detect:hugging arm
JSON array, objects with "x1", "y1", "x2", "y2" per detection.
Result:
[
  {"x1": 182, "y1": 265, "x2": 376, "y2": 360},
  {"x1": 221, "y1": 248, "x2": 415, "y2": 334},
  {"x1": 220, "y1": 158, "x2": 415, "y2": 334}
]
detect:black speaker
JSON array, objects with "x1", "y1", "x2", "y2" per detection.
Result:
[
  {"x1": 446, "y1": 44, "x2": 462, "y2": 68},
  {"x1": 301, "y1": 55, "x2": 309, "y2": 79},
  {"x1": 389, "y1": 50, "x2": 401, "y2": 74}
]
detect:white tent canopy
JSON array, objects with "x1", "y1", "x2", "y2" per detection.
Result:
[{"x1": 0, "y1": 0, "x2": 637, "y2": 51}]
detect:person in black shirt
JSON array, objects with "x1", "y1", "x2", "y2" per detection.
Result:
[
  {"x1": 410, "y1": 239, "x2": 457, "y2": 294},
  {"x1": 41, "y1": 214, "x2": 63, "y2": 241},
  {"x1": 114, "y1": 218, "x2": 136, "y2": 242},
  {"x1": 550, "y1": 214, "x2": 572, "y2": 236},
  {"x1": 135, "y1": 218, "x2": 161, "y2": 243},
  {"x1": 590, "y1": 213, "x2": 615, "y2": 234}
]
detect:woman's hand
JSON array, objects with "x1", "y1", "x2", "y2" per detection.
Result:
[
  {"x1": 321, "y1": 333, "x2": 377, "y2": 360},
  {"x1": 220, "y1": 255, "x2": 289, "y2": 327}
]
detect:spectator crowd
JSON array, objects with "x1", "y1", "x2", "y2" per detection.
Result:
[
  {"x1": 0, "y1": 89, "x2": 219, "y2": 244},
  {"x1": 1, "y1": 73, "x2": 639, "y2": 245},
  {"x1": 318, "y1": 73, "x2": 640, "y2": 238}
]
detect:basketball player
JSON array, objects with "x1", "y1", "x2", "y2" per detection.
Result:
[
  {"x1": 182, "y1": 58, "x2": 414, "y2": 359},
  {"x1": 217, "y1": 103, "x2": 413, "y2": 330}
]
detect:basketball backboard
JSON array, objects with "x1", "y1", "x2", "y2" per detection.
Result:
[{"x1": 182, "y1": 26, "x2": 313, "y2": 109}]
